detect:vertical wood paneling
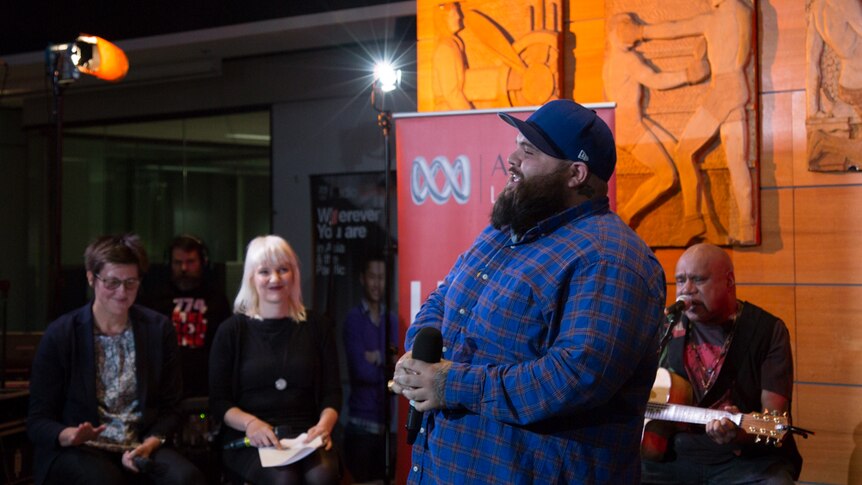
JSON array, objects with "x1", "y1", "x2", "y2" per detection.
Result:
[
  {"x1": 759, "y1": 0, "x2": 806, "y2": 93},
  {"x1": 759, "y1": 91, "x2": 796, "y2": 188},
  {"x1": 796, "y1": 430, "x2": 859, "y2": 485},
  {"x1": 733, "y1": 188, "x2": 795, "y2": 284},
  {"x1": 794, "y1": 384, "x2": 862, "y2": 484},
  {"x1": 796, "y1": 287, "x2": 862, "y2": 385},
  {"x1": 794, "y1": 187, "x2": 862, "y2": 284},
  {"x1": 735, "y1": 285, "x2": 797, "y2": 342}
]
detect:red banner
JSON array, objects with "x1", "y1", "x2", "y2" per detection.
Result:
[{"x1": 393, "y1": 104, "x2": 615, "y2": 482}]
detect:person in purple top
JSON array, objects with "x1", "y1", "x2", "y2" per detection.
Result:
[{"x1": 342, "y1": 254, "x2": 399, "y2": 482}]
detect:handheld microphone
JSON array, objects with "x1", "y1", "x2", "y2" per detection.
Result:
[
  {"x1": 223, "y1": 425, "x2": 289, "y2": 449},
  {"x1": 406, "y1": 326, "x2": 443, "y2": 446},
  {"x1": 132, "y1": 455, "x2": 166, "y2": 475}
]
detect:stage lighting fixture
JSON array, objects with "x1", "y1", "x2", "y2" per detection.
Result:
[
  {"x1": 373, "y1": 62, "x2": 402, "y2": 93},
  {"x1": 47, "y1": 34, "x2": 129, "y2": 84},
  {"x1": 44, "y1": 34, "x2": 128, "y2": 319},
  {"x1": 369, "y1": 59, "x2": 401, "y2": 485}
]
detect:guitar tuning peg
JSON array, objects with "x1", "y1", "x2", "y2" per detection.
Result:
[
  {"x1": 755, "y1": 436, "x2": 762, "y2": 443},
  {"x1": 763, "y1": 408, "x2": 770, "y2": 414}
]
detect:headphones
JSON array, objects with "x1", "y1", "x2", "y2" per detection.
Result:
[{"x1": 165, "y1": 234, "x2": 210, "y2": 266}]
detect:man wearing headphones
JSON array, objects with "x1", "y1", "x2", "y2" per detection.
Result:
[{"x1": 139, "y1": 235, "x2": 231, "y2": 398}]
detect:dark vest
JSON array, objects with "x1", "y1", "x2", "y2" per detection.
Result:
[{"x1": 662, "y1": 301, "x2": 802, "y2": 476}]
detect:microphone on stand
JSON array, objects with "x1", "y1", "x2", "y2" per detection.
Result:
[
  {"x1": 664, "y1": 297, "x2": 688, "y2": 325},
  {"x1": 406, "y1": 326, "x2": 443, "y2": 446},
  {"x1": 657, "y1": 297, "x2": 689, "y2": 356}
]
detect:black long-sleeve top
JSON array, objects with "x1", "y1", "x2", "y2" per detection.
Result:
[{"x1": 209, "y1": 311, "x2": 342, "y2": 442}]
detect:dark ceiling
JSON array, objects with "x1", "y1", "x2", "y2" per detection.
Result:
[{"x1": 2, "y1": 0, "x2": 402, "y2": 56}]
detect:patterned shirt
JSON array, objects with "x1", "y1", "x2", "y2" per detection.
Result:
[
  {"x1": 93, "y1": 326, "x2": 141, "y2": 447},
  {"x1": 406, "y1": 197, "x2": 666, "y2": 484}
]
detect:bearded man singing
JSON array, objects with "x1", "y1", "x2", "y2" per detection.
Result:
[{"x1": 389, "y1": 100, "x2": 667, "y2": 484}]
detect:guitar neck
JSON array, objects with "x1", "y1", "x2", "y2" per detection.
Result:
[{"x1": 645, "y1": 401, "x2": 741, "y2": 427}]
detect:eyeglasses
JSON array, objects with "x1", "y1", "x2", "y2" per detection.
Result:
[{"x1": 94, "y1": 274, "x2": 141, "y2": 290}]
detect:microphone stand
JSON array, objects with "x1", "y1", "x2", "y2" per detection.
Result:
[{"x1": 371, "y1": 84, "x2": 395, "y2": 485}]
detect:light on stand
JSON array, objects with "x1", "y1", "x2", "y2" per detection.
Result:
[
  {"x1": 373, "y1": 62, "x2": 402, "y2": 93},
  {"x1": 370, "y1": 61, "x2": 401, "y2": 485},
  {"x1": 48, "y1": 34, "x2": 129, "y2": 84},
  {"x1": 45, "y1": 34, "x2": 128, "y2": 319}
]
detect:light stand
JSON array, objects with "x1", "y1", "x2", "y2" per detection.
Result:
[
  {"x1": 44, "y1": 35, "x2": 128, "y2": 319},
  {"x1": 371, "y1": 63, "x2": 400, "y2": 485}
]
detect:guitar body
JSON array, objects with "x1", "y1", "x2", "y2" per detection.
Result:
[
  {"x1": 640, "y1": 369, "x2": 797, "y2": 462},
  {"x1": 642, "y1": 368, "x2": 694, "y2": 462}
]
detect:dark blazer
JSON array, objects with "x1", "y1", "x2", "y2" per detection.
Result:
[{"x1": 27, "y1": 303, "x2": 183, "y2": 485}]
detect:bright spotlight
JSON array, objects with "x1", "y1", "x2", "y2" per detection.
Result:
[
  {"x1": 48, "y1": 34, "x2": 129, "y2": 84},
  {"x1": 373, "y1": 62, "x2": 401, "y2": 93}
]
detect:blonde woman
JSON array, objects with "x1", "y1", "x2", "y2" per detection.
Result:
[{"x1": 209, "y1": 235, "x2": 341, "y2": 484}]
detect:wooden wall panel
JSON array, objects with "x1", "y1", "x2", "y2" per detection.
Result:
[
  {"x1": 759, "y1": 91, "x2": 795, "y2": 188},
  {"x1": 796, "y1": 286, "x2": 862, "y2": 385},
  {"x1": 795, "y1": 384, "x2": 862, "y2": 437},
  {"x1": 796, "y1": 429, "x2": 860, "y2": 485},
  {"x1": 735, "y1": 285, "x2": 797, "y2": 337},
  {"x1": 733, "y1": 188, "x2": 795, "y2": 284},
  {"x1": 654, "y1": 249, "x2": 681, "y2": 309},
  {"x1": 795, "y1": 384, "x2": 862, "y2": 484},
  {"x1": 652, "y1": 187, "x2": 795, "y2": 291},
  {"x1": 759, "y1": 0, "x2": 806, "y2": 93},
  {"x1": 794, "y1": 187, "x2": 862, "y2": 284}
]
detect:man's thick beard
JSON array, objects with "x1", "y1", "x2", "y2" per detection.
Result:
[{"x1": 491, "y1": 168, "x2": 570, "y2": 236}]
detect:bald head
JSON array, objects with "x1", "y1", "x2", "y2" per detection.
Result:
[{"x1": 674, "y1": 243, "x2": 737, "y2": 325}]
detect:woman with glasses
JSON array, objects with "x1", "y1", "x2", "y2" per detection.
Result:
[
  {"x1": 209, "y1": 235, "x2": 341, "y2": 485},
  {"x1": 27, "y1": 233, "x2": 206, "y2": 485}
]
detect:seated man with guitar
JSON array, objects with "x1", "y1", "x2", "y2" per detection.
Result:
[{"x1": 642, "y1": 243, "x2": 804, "y2": 484}]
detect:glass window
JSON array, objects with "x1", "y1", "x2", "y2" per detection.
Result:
[{"x1": 28, "y1": 110, "x2": 271, "y2": 321}]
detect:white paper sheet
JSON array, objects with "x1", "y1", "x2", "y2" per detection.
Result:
[{"x1": 258, "y1": 433, "x2": 323, "y2": 467}]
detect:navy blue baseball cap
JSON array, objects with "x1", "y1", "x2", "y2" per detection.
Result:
[{"x1": 498, "y1": 100, "x2": 617, "y2": 182}]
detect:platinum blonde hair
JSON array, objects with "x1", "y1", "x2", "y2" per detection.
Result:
[{"x1": 234, "y1": 235, "x2": 306, "y2": 321}]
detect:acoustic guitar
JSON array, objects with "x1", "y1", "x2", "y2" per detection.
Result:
[{"x1": 641, "y1": 368, "x2": 810, "y2": 461}]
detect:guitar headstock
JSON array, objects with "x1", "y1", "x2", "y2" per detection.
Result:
[{"x1": 739, "y1": 409, "x2": 789, "y2": 446}]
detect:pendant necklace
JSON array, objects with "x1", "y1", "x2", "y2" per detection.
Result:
[{"x1": 687, "y1": 303, "x2": 742, "y2": 392}]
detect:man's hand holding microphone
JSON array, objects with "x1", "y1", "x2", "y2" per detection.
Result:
[{"x1": 389, "y1": 327, "x2": 450, "y2": 444}]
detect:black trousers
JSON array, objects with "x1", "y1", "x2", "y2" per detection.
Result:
[
  {"x1": 221, "y1": 446, "x2": 339, "y2": 485},
  {"x1": 44, "y1": 445, "x2": 207, "y2": 485}
]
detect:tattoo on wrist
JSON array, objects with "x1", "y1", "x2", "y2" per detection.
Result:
[{"x1": 433, "y1": 363, "x2": 449, "y2": 406}]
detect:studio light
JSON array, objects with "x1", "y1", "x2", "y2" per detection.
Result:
[
  {"x1": 369, "y1": 59, "x2": 401, "y2": 485},
  {"x1": 44, "y1": 34, "x2": 128, "y2": 318},
  {"x1": 47, "y1": 34, "x2": 129, "y2": 84},
  {"x1": 373, "y1": 62, "x2": 402, "y2": 93}
]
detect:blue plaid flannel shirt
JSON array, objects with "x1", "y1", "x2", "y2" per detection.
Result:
[{"x1": 406, "y1": 197, "x2": 666, "y2": 484}]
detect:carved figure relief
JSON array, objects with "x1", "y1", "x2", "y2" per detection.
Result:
[
  {"x1": 806, "y1": 0, "x2": 862, "y2": 172},
  {"x1": 421, "y1": 0, "x2": 562, "y2": 111},
  {"x1": 607, "y1": 0, "x2": 760, "y2": 247}
]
